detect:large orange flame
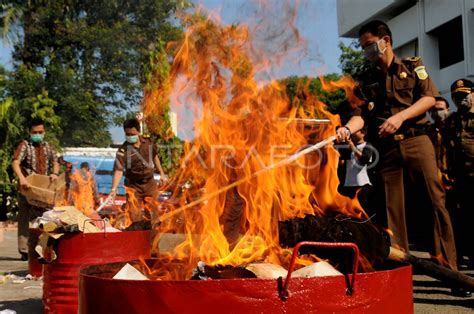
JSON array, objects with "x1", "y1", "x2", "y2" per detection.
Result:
[{"x1": 141, "y1": 6, "x2": 366, "y2": 280}]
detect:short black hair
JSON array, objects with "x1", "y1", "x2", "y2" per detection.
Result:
[
  {"x1": 123, "y1": 118, "x2": 141, "y2": 132},
  {"x1": 359, "y1": 20, "x2": 393, "y2": 45},
  {"x1": 80, "y1": 162, "x2": 90, "y2": 169},
  {"x1": 29, "y1": 117, "x2": 45, "y2": 130}
]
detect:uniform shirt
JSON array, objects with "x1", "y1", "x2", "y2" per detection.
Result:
[
  {"x1": 13, "y1": 139, "x2": 56, "y2": 176},
  {"x1": 443, "y1": 102, "x2": 474, "y2": 180},
  {"x1": 113, "y1": 135, "x2": 157, "y2": 185},
  {"x1": 354, "y1": 56, "x2": 439, "y2": 143}
]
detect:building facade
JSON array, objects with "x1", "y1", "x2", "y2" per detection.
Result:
[{"x1": 337, "y1": 0, "x2": 474, "y2": 99}]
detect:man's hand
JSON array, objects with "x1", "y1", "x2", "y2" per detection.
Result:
[
  {"x1": 160, "y1": 174, "x2": 169, "y2": 183},
  {"x1": 378, "y1": 113, "x2": 405, "y2": 138},
  {"x1": 109, "y1": 188, "x2": 117, "y2": 199},
  {"x1": 50, "y1": 173, "x2": 58, "y2": 182},
  {"x1": 336, "y1": 126, "x2": 351, "y2": 143},
  {"x1": 19, "y1": 178, "x2": 31, "y2": 190}
]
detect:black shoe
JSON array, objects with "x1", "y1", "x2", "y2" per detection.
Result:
[
  {"x1": 451, "y1": 287, "x2": 472, "y2": 298},
  {"x1": 20, "y1": 252, "x2": 28, "y2": 261}
]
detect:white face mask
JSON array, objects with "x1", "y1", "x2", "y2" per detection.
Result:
[
  {"x1": 364, "y1": 39, "x2": 387, "y2": 62},
  {"x1": 457, "y1": 93, "x2": 473, "y2": 112},
  {"x1": 431, "y1": 109, "x2": 450, "y2": 123}
]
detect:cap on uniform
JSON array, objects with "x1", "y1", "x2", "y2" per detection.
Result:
[{"x1": 450, "y1": 79, "x2": 473, "y2": 95}]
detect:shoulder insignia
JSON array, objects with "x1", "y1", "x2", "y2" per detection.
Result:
[
  {"x1": 414, "y1": 66, "x2": 428, "y2": 80},
  {"x1": 142, "y1": 134, "x2": 150, "y2": 139},
  {"x1": 117, "y1": 148, "x2": 125, "y2": 156},
  {"x1": 403, "y1": 56, "x2": 421, "y2": 62}
]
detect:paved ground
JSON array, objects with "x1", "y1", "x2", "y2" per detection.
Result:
[{"x1": 0, "y1": 223, "x2": 473, "y2": 313}]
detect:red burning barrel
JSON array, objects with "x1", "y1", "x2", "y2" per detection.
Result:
[
  {"x1": 78, "y1": 242, "x2": 413, "y2": 314},
  {"x1": 28, "y1": 228, "x2": 43, "y2": 277},
  {"x1": 43, "y1": 229, "x2": 151, "y2": 314}
]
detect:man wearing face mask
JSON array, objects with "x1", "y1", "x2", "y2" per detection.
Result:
[
  {"x1": 12, "y1": 118, "x2": 60, "y2": 260},
  {"x1": 336, "y1": 20, "x2": 464, "y2": 295},
  {"x1": 444, "y1": 79, "x2": 474, "y2": 268},
  {"x1": 110, "y1": 118, "x2": 166, "y2": 223}
]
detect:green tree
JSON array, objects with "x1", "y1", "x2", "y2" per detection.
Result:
[
  {"x1": 338, "y1": 40, "x2": 374, "y2": 79},
  {"x1": 280, "y1": 74, "x2": 351, "y2": 121},
  {"x1": 0, "y1": 0, "x2": 188, "y2": 147}
]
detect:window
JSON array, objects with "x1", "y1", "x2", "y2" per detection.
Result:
[{"x1": 430, "y1": 16, "x2": 464, "y2": 69}]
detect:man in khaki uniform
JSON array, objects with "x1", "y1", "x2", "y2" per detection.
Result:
[
  {"x1": 444, "y1": 79, "x2": 474, "y2": 268},
  {"x1": 110, "y1": 118, "x2": 166, "y2": 223},
  {"x1": 336, "y1": 21, "x2": 465, "y2": 295}
]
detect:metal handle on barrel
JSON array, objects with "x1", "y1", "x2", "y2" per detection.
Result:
[
  {"x1": 278, "y1": 241, "x2": 360, "y2": 300},
  {"x1": 82, "y1": 219, "x2": 108, "y2": 238}
]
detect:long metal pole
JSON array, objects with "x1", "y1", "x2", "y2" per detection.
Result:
[{"x1": 158, "y1": 135, "x2": 337, "y2": 222}]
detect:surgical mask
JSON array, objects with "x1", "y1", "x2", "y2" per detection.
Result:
[
  {"x1": 456, "y1": 93, "x2": 472, "y2": 112},
  {"x1": 126, "y1": 135, "x2": 139, "y2": 144},
  {"x1": 30, "y1": 134, "x2": 44, "y2": 143},
  {"x1": 364, "y1": 39, "x2": 387, "y2": 62},
  {"x1": 431, "y1": 109, "x2": 450, "y2": 123}
]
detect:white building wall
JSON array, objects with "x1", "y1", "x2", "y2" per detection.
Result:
[{"x1": 337, "y1": 0, "x2": 474, "y2": 100}]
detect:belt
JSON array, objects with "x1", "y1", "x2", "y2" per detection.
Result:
[{"x1": 393, "y1": 128, "x2": 427, "y2": 141}]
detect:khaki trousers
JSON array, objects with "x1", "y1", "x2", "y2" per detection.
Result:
[
  {"x1": 378, "y1": 135, "x2": 457, "y2": 269},
  {"x1": 17, "y1": 194, "x2": 43, "y2": 254}
]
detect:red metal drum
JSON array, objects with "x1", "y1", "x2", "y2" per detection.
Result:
[
  {"x1": 43, "y1": 230, "x2": 151, "y2": 314},
  {"x1": 79, "y1": 242, "x2": 413, "y2": 314},
  {"x1": 28, "y1": 228, "x2": 43, "y2": 277}
]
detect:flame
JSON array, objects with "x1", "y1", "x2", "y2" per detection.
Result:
[
  {"x1": 140, "y1": 5, "x2": 367, "y2": 279},
  {"x1": 68, "y1": 170, "x2": 97, "y2": 217}
]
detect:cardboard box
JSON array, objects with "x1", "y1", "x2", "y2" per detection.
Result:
[{"x1": 22, "y1": 173, "x2": 66, "y2": 208}]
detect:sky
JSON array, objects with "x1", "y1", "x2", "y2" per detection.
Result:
[{"x1": 0, "y1": 0, "x2": 351, "y2": 143}]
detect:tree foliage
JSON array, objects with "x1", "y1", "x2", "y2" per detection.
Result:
[
  {"x1": 0, "y1": 1, "x2": 188, "y2": 217},
  {"x1": 0, "y1": 0, "x2": 187, "y2": 147},
  {"x1": 338, "y1": 40, "x2": 374, "y2": 79}
]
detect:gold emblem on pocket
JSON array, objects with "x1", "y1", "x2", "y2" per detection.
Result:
[
  {"x1": 368, "y1": 102, "x2": 374, "y2": 111},
  {"x1": 399, "y1": 72, "x2": 407, "y2": 79}
]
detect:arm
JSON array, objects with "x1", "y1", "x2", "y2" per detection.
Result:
[
  {"x1": 379, "y1": 96, "x2": 435, "y2": 137},
  {"x1": 12, "y1": 142, "x2": 30, "y2": 189},
  {"x1": 12, "y1": 159, "x2": 30, "y2": 190},
  {"x1": 50, "y1": 160, "x2": 60, "y2": 181},
  {"x1": 110, "y1": 170, "x2": 123, "y2": 196},
  {"x1": 153, "y1": 155, "x2": 166, "y2": 178},
  {"x1": 336, "y1": 116, "x2": 365, "y2": 142}
]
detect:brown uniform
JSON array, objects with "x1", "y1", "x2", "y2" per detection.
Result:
[
  {"x1": 114, "y1": 135, "x2": 158, "y2": 222},
  {"x1": 12, "y1": 139, "x2": 56, "y2": 254},
  {"x1": 354, "y1": 56, "x2": 457, "y2": 269},
  {"x1": 444, "y1": 102, "x2": 474, "y2": 263}
]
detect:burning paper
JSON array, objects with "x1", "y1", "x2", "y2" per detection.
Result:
[{"x1": 113, "y1": 263, "x2": 149, "y2": 281}]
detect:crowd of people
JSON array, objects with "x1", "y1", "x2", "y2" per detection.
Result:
[{"x1": 336, "y1": 20, "x2": 473, "y2": 297}]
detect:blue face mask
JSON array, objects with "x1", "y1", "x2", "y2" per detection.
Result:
[
  {"x1": 30, "y1": 134, "x2": 44, "y2": 143},
  {"x1": 126, "y1": 135, "x2": 139, "y2": 144}
]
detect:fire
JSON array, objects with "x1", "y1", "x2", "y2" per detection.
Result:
[
  {"x1": 68, "y1": 169, "x2": 98, "y2": 217},
  {"x1": 140, "y1": 6, "x2": 366, "y2": 279}
]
